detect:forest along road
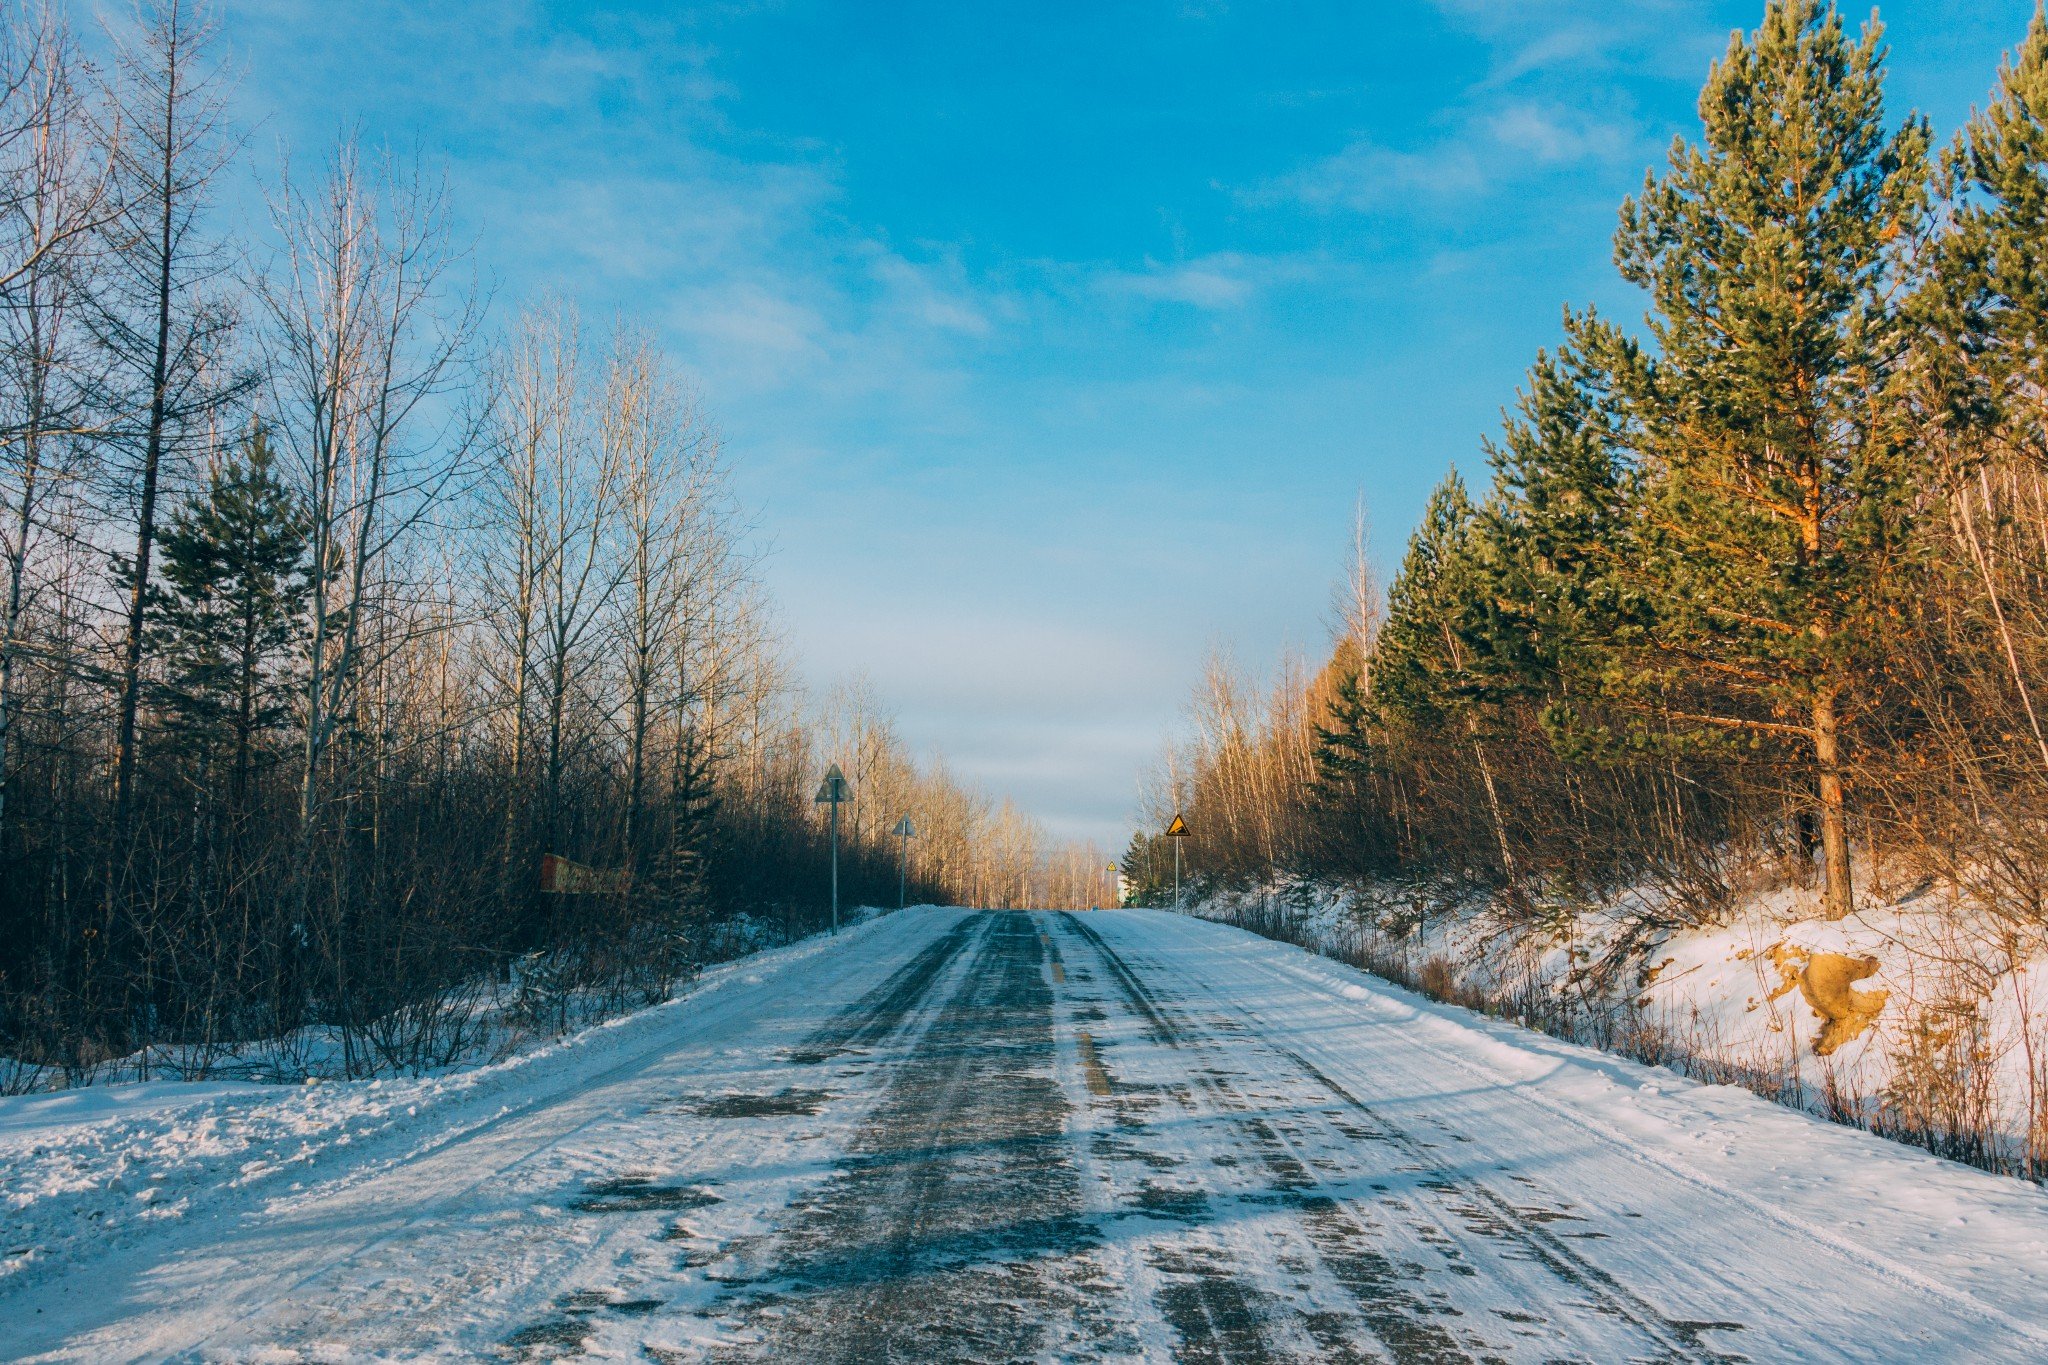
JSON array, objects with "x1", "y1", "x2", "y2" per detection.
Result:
[{"x1": 13, "y1": 911, "x2": 2048, "y2": 1361}]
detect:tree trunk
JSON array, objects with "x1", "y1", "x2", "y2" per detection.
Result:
[
  {"x1": 0, "y1": 425, "x2": 44, "y2": 840},
  {"x1": 1469, "y1": 729, "x2": 1516, "y2": 886},
  {"x1": 1813, "y1": 687, "x2": 1854, "y2": 920},
  {"x1": 113, "y1": 68, "x2": 181, "y2": 824}
]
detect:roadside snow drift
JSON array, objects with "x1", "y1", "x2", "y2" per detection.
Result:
[{"x1": 5, "y1": 907, "x2": 2048, "y2": 1361}]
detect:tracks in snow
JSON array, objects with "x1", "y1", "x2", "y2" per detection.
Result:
[{"x1": 15, "y1": 907, "x2": 2048, "y2": 1362}]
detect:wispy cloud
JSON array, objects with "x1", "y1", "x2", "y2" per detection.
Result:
[
  {"x1": 673, "y1": 281, "x2": 830, "y2": 365},
  {"x1": 1249, "y1": 98, "x2": 1648, "y2": 215},
  {"x1": 869, "y1": 254, "x2": 998, "y2": 337},
  {"x1": 1426, "y1": 0, "x2": 1732, "y2": 87},
  {"x1": 1485, "y1": 101, "x2": 1636, "y2": 165},
  {"x1": 1253, "y1": 138, "x2": 1486, "y2": 213},
  {"x1": 1237, "y1": 0, "x2": 1725, "y2": 222},
  {"x1": 1090, "y1": 252, "x2": 1331, "y2": 310},
  {"x1": 1098, "y1": 256, "x2": 1254, "y2": 309}
]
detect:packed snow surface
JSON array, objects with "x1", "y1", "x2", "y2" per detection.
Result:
[
  {"x1": 5, "y1": 907, "x2": 2048, "y2": 1361},
  {"x1": 1200, "y1": 873, "x2": 2048, "y2": 1159}
]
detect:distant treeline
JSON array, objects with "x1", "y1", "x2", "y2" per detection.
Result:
[
  {"x1": 0, "y1": 1, "x2": 1076, "y2": 1085},
  {"x1": 1135, "y1": 1, "x2": 2048, "y2": 935}
]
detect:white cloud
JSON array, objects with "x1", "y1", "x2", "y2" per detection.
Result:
[
  {"x1": 1111, "y1": 261, "x2": 1253, "y2": 309},
  {"x1": 1257, "y1": 138, "x2": 1486, "y2": 212},
  {"x1": 1092, "y1": 252, "x2": 1324, "y2": 311},
  {"x1": 1484, "y1": 101, "x2": 1635, "y2": 165},
  {"x1": 1425, "y1": 0, "x2": 1731, "y2": 87},
  {"x1": 1249, "y1": 101, "x2": 1644, "y2": 215},
  {"x1": 1234, "y1": 0, "x2": 1713, "y2": 221},
  {"x1": 674, "y1": 281, "x2": 829, "y2": 363},
  {"x1": 869, "y1": 255, "x2": 996, "y2": 337}
]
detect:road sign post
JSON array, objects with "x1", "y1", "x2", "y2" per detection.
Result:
[
  {"x1": 892, "y1": 815, "x2": 917, "y2": 910},
  {"x1": 815, "y1": 764, "x2": 853, "y2": 933},
  {"x1": 1164, "y1": 813, "x2": 1190, "y2": 907}
]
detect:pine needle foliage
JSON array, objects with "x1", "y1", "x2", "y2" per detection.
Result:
[{"x1": 1165, "y1": 1, "x2": 2048, "y2": 935}]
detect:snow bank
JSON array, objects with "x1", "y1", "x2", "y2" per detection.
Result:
[
  {"x1": 0, "y1": 907, "x2": 875, "y2": 1095},
  {"x1": 1188, "y1": 875, "x2": 2048, "y2": 1176},
  {"x1": 0, "y1": 906, "x2": 924, "y2": 1298},
  {"x1": 1121, "y1": 907, "x2": 2048, "y2": 1340}
]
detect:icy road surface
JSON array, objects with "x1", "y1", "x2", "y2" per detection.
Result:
[{"x1": 11, "y1": 910, "x2": 2048, "y2": 1361}]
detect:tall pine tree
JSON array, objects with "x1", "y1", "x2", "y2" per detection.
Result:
[
  {"x1": 1477, "y1": 318, "x2": 1639, "y2": 735},
  {"x1": 1604, "y1": 0, "x2": 1931, "y2": 918},
  {"x1": 1371, "y1": 471, "x2": 1518, "y2": 882},
  {"x1": 148, "y1": 425, "x2": 314, "y2": 808},
  {"x1": 1934, "y1": 5, "x2": 2048, "y2": 456}
]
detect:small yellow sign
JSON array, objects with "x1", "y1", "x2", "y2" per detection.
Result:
[{"x1": 1164, "y1": 814, "x2": 1189, "y2": 838}]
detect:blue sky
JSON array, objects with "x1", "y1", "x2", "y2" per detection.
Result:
[{"x1": 229, "y1": 0, "x2": 2038, "y2": 849}]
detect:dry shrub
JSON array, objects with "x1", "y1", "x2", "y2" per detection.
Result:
[
  {"x1": 1418, "y1": 956, "x2": 1458, "y2": 1002},
  {"x1": 1874, "y1": 999, "x2": 2000, "y2": 1171}
]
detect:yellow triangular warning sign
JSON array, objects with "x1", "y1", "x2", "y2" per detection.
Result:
[{"x1": 1164, "y1": 814, "x2": 1189, "y2": 837}]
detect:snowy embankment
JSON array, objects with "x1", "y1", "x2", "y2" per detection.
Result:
[
  {"x1": 0, "y1": 908, "x2": 908, "y2": 1302},
  {"x1": 1126, "y1": 910, "x2": 2048, "y2": 1349},
  {"x1": 1190, "y1": 875, "x2": 2048, "y2": 1176},
  {"x1": 0, "y1": 912, "x2": 809, "y2": 1095}
]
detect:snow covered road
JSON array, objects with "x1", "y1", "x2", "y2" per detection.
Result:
[{"x1": 11, "y1": 908, "x2": 2048, "y2": 1361}]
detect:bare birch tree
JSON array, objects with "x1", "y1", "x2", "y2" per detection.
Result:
[
  {"x1": 97, "y1": 0, "x2": 242, "y2": 825},
  {"x1": 0, "y1": 6, "x2": 113, "y2": 834},
  {"x1": 257, "y1": 140, "x2": 478, "y2": 834}
]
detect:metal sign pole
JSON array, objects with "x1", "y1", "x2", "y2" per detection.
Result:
[
  {"x1": 888, "y1": 815, "x2": 916, "y2": 913},
  {"x1": 1164, "y1": 813, "x2": 1190, "y2": 909},
  {"x1": 815, "y1": 764, "x2": 852, "y2": 937}
]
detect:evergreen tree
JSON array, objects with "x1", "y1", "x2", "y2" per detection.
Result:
[
  {"x1": 148, "y1": 425, "x2": 314, "y2": 806},
  {"x1": 1604, "y1": 0, "x2": 1931, "y2": 918},
  {"x1": 1119, "y1": 830, "x2": 1172, "y2": 906},
  {"x1": 654, "y1": 726, "x2": 720, "y2": 944},
  {"x1": 1373, "y1": 472, "x2": 1483, "y2": 727},
  {"x1": 1309, "y1": 655, "x2": 1394, "y2": 876},
  {"x1": 1934, "y1": 5, "x2": 2048, "y2": 452},
  {"x1": 1477, "y1": 323, "x2": 1636, "y2": 721},
  {"x1": 1372, "y1": 471, "x2": 1518, "y2": 881}
]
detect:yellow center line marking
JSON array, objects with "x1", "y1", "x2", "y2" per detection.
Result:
[{"x1": 1076, "y1": 1030, "x2": 1112, "y2": 1097}]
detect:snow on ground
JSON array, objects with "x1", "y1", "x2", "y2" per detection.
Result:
[
  {"x1": 1192, "y1": 871, "x2": 2048, "y2": 1168},
  {"x1": 0, "y1": 910, "x2": 809, "y2": 1096},
  {"x1": 11, "y1": 905, "x2": 2048, "y2": 1359},
  {"x1": 1151, "y1": 911, "x2": 2048, "y2": 1330},
  {"x1": 0, "y1": 907, "x2": 913, "y2": 1307}
]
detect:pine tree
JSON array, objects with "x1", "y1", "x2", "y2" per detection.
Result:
[
  {"x1": 1477, "y1": 322, "x2": 1636, "y2": 713},
  {"x1": 1604, "y1": 0, "x2": 1931, "y2": 919},
  {"x1": 148, "y1": 424, "x2": 314, "y2": 807},
  {"x1": 1935, "y1": 5, "x2": 2048, "y2": 452},
  {"x1": 1118, "y1": 830, "x2": 1172, "y2": 906},
  {"x1": 1374, "y1": 473, "x2": 1480, "y2": 723},
  {"x1": 654, "y1": 726, "x2": 720, "y2": 946},
  {"x1": 1372, "y1": 471, "x2": 1518, "y2": 882},
  {"x1": 1308, "y1": 659, "x2": 1385, "y2": 872}
]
